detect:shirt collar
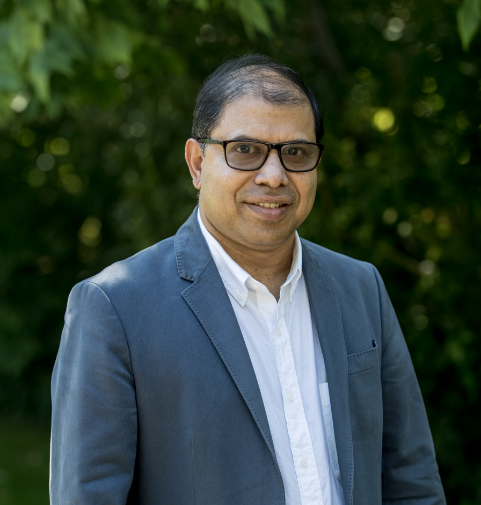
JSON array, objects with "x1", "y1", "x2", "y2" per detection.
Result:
[{"x1": 197, "y1": 209, "x2": 303, "y2": 306}]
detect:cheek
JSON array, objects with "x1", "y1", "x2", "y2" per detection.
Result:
[
  {"x1": 201, "y1": 155, "x2": 225, "y2": 191},
  {"x1": 201, "y1": 164, "x2": 240, "y2": 208},
  {"x1": 297, "y1": 174, "x2": 317, "y2": 209}
]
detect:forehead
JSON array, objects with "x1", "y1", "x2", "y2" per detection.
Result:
[{"x1": 212, "y1": 95, "x2": 316, "y2": 143}]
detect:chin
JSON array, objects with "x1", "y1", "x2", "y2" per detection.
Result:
[{"x1": 240, "y1": 230, "x2": 294, "y2": 249}]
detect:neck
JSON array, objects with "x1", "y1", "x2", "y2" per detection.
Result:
[{"x1": 199, "y1": 207, "x2": 295, "y2": 301}]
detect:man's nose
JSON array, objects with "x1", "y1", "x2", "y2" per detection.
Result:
[{"x1": 254, "y1": 149, "x2": 289, "y2": 187}]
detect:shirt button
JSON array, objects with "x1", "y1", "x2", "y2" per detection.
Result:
[
  {"x1": 252, "y1": 284, "x2": 259, "y2": 290},
  {"x1": 288, "y1": 393, "x2": 295, "y2": 402},
  {"x1": 237, "y1": 292, "x2": 244, "y2": 300},
  {"x1": 276, "y1": 328, "x2": 282, "y2": 336},
  {"x1": 301, "y1": 459, "x2": 308, "y2": 467}
]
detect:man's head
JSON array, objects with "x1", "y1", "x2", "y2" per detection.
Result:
[{"x1": 185, "y1": 54, "x2": 323, "y2": 254}]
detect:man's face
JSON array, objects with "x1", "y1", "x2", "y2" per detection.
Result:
[{"x1": 189, "y1": 94, "x2": 318, "y2": 251}]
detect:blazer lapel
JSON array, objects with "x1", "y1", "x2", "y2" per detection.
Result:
[
  {"x1": 302, "y1": 240, "x2": 354, "y2": 505},
  {"x1": 175, "y1": 209, "x2": 276, "y2": 459}
]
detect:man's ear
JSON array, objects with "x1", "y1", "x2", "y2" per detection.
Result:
[{"x1": 185, "y1": 139, "x2": 203, "y2": 190}]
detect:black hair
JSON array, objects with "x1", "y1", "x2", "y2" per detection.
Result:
[{"x1": 192, "y1": 54, "x2": 323, "y2": 143}]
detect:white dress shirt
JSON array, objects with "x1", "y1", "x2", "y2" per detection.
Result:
[{"x1": 198, "y1": 211, "x2": 344, "y2": 505}]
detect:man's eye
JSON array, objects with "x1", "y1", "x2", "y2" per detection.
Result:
[
  {"x1": 237, "y1": 145, "x2": 253, "y2": 154},
  {"x1": 287, "y1": 147, "x2": 302, "y2": 156}
]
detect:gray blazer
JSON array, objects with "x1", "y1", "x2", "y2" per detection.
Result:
[{"x1": 50, "y1": 209, "x2": 445, "y2": 505}]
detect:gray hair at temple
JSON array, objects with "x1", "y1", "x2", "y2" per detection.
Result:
[{"x1": 192, "y1": 54, "x2": 324, "y2": 144}]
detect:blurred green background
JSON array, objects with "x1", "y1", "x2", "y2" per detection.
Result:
[{"x1": 0, "y1": 0, "x2": 480, "y2": 503}]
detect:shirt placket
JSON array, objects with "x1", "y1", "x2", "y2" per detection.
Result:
[{"x1": 273, "y1": 287, "x2": 324, "y2": 505}]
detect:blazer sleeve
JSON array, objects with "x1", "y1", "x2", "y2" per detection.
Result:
[
  {"x1": 50, "y1": 280, "x2": 137, "y2": 505},
  {"x1": 372, "y1": 267, "x2": 446, "y2": 505}
]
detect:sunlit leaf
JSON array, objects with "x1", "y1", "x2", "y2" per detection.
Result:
[
  {"x1": 235, "y1": 0, "x2": 274, "y2": 39},
  {"x1": 0, "y1": 0, "x2": 283, "y2": 122},
  {"x1": 457, "y1": 0, "x2": 481, "y2": 51},
  {"x1": 194, "y1": 0, "x2": 210, "y2": 11},
  {"x1": 55, "y1": 0, "x2": 88, "y2": 26},
  {"x1": 93, "y1": 13, "x2": 137, "y2": 64},
  {"x1": 258, "y1": 0, "x2": 285, "y2": 23},
  {"x1": 28, "y1": 50, "x2": 50, "y2": 102},
  {"x1": 8, "y1": 8, "x2": 45, "y2": 64}
]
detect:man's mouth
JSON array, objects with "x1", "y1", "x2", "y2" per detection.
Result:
[{"x1": 252, "y1": 202, "x2": 286, "y2": 209}]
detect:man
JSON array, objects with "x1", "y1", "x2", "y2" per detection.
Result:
[{"x1": 50, "y1": 54, "x2": 446, "y2": 505}]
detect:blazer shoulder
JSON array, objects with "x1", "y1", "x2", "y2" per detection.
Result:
[
  {"x1": 300, "y1": 238, "x2": 384, "y2": 316},
  {"x1": 301, "y1": 238, "x2": 376, "y2": 281},
  {"x1": 74, "y1": 236, "x2": 177, "y2": 298}
]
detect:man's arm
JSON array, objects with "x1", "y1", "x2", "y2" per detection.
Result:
[
  {"x1": 373, "y1": 267, "x2": 446, "y2": 505},
  {"x1": 50, "y1": 281, "x2": 137, "y2": 504}
]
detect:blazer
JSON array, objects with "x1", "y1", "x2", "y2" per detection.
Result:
[{"x1": 50, "y1": 208, "x2": 446, "y2": 505}]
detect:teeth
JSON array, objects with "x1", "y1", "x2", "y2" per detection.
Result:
[{"x1": 256, "y1": 203, "x2": 282, "y2": 208}]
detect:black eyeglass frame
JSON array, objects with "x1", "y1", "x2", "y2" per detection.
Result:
[{"x1": 198, "y1": 138, "x2": 325, "y2": 173}]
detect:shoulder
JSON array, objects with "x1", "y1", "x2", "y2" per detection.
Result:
[
  {"x1": 301, "y1": 238, "x2": 377, "y2": 280},
  {"x1": 301, "y1": 238, "x2": 382, "y2": 303},
  {"x1": 71, "y1": 236, "x2": 178, "y2": 302},
  {"x1": 301, "y1": 239, "x2": 389, "y2": 354}
]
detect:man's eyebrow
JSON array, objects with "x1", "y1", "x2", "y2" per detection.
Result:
[
  {"x1": 286, "y1": 138, "x2": 312, "y2": 143},
  {"x1": 229, "y1": 134, "x2": 313, "y2": 143},
  {"x1": 229, "y1": 134, "x2": 257, "y2": 141}
]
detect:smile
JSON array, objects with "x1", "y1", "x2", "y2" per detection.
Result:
[{"x1": 253, "y1": 203, "x2": 286, "y2": 209}]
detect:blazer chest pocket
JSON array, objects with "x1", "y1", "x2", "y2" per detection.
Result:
[{"x1": 347, "y1": 340, "x2": 379, "y2": 375}]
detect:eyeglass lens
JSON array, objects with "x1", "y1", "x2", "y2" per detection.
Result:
[{"x1": 225, "y1": 142, "x2": 320, "y2": 171}]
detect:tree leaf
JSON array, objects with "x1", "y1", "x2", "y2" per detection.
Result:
[
  {"x1": 152, "y1": 0, "x2": 170, "y2": 7},
  {"x1": 0, "y1": 52, "x2": 24, "y2": 92},
  {"x1": 27, "y1": 49, "x2": 51, "y2": 102},
  {"x1": 8, "y1": 8, "x2": 45, "y2": 64},
  {"x1": 19, "y1": 0, "x2": 53, "y2": 24},
  {"x1": 55, "y1": 0, "x2": 88, "y2": 26},
  {"x1": 194, "y1": 0, "x2": 210, "y2": 11},
  {"x1": 43, "y1": 26, "x2": 84, "y2": 76},
  {"x1": 258, "y1": 0, "x2": 285, "y2": 23},
  {"x1": 235, "y1": 0, "x2": 275, "y2": 39},
  {"x1": 457, "y1": 0, "x2": 481, "y2": 51},
  {"x1": 93, "y1": 13, "x2": 136, "y2": 64}
]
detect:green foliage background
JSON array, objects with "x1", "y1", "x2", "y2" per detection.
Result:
[{"x1": 0, "y1": 0, "x2": 480, "y2": 502}]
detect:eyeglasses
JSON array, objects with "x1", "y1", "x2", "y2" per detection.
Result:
[{"x1": 198, "y1": 138, "x2": 324, "y2": 172}]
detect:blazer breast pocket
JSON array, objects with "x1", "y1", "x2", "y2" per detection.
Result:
[{"x1": 347, "y1": 340, "x2": 379, "y2": 375}]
